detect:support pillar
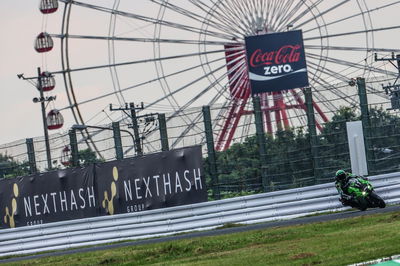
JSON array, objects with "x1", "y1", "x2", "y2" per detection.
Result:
[
  {"x1": 357, "y1": 77, "x2": 373, "y2": 174},
  {"x1": 304, "y1": 88, "x2": 320, "y2": 183},
  {"x1": 26, "y1": 138, "x2": 37, "y2": 174},
  {"x1": 202, "y1": 105, "x2": 220, "y2": 199},
  {"x1": 253, "y1": 96, "x2": 269, "y2": 192},
  {"x1": 158, "y1": 113, "x2": 169, "y2": 152},
  {"x1": 112, "y1": 122, "x2": 124, "y2": 160},
  {"x1": 69, "y1": 129, "x2": 79, "y2": 167}
]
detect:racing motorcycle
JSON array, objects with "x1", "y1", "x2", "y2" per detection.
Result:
[{"x1": 346, "y1": 177, "x2": 386, "y2": 211}]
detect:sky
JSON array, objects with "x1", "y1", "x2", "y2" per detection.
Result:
[
  {"x1": 1, "y1": 0, "x2": 400, "y2": 147},
  {"x1": 0, "y1": 2, "x2": 49, "y2": 144}
]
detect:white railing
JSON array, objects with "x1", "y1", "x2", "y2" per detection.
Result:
[{"x1": 0, "y1": 172, "x2": 399, "y2": 257}]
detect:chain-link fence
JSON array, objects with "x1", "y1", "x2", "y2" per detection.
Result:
[{"x1": 2, "y1": 77, "x2": 400, "y2": 200}]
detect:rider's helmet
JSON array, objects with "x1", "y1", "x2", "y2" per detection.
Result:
[{"x1": 335, "y1": 169, "x2": 347, "y2": 182}]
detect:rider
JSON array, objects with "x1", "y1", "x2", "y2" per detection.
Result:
[{"x1": 334, "y1": 169, "x2": 368, "y2": 207}]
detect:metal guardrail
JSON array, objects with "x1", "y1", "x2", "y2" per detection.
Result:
[{"x1": 0, "y1": 172, "x2": 400, "y2": 257}]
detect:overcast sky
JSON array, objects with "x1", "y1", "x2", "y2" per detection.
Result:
[
  {"x1": 0, "y1": 1, "x2": 47, "y2": 144},
  {"x1": 1, "y1": 1, "x2": 400, "y2": 147}
]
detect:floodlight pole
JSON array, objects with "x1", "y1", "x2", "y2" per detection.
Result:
[{"x1": 37, "y1": 67, "x2": 52, "y2": 170}]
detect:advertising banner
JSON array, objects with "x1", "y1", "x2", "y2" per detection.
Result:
[
  {"x1": 245, "y1": 30, "x2": 309, "y2": 94},
  {"x1": 0, "y1": 146, "x2": 207, "y2": 229},
  {"x1": 95, "y1": 145, "x2": 207, "y2": 215},
  {"x1": 0, "y1": 166, "x2": 96, "y2": 228}
]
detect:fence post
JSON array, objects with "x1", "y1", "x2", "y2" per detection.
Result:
[
  {"x1": 112, "y1": 122, "x2": 124, "y2": 160},
  {"x1": 202, "y1": 105, "x2": 220, "y2": 200},
  {"x1": 26, "y1": 138, "x2": 37, "y2": 174},
  {"x1": 253, "y1": 96, "x2": 269, "y2": 192},
  {"x1": 304, "y1": 87, "x2": 320, "y2": 184},
  {"x1": 357, "y1": 77, "x2": 374, "y2": 174},
  {"x1": 69, "y1": 129, "x2": 79, "y2": 167},
  {"x1": 158, "y1": 113, "x2": 169, "y2": 152}
]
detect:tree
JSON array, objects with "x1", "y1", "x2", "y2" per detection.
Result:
[
  {"x1": 0, "y1": 154, "x2": 29, "y2": 179},
  {"x1": 205, "y1": 105, "x2": 400, "y2": 198},
  {"x1": 76, "y1": 148, "x2": 104, "y2": 166}
]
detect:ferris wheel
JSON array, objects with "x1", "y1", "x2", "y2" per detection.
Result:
[{"x1": 36, "y1": 0, "x2": 400, "y2": 156}]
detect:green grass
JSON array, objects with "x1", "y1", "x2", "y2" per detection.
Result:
[{"x1": 4, "y1": 211, "x2": 400, "y2": 266}]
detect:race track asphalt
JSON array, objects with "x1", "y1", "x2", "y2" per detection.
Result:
[{"x1": 1, "y1": 204, "x2": 399, "y2": 264}]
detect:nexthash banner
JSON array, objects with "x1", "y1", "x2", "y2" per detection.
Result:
[
  {"x1": 0, "y1": 146, "x2": 207, "y2": 229},
  {"x1": 245, "y1": 30, "x2": 309, "y2": 94}
]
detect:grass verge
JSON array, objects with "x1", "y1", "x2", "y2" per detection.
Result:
[{"x1": 4, "y1": 210, "x2": 400, "y2": 266}]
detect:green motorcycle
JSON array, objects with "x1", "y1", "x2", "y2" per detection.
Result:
[{"x1": 346, "y1": 177, "x2": 386, "y2": 211}]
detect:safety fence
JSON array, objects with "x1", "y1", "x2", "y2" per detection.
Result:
[
  {"x1": 2, "y1": 77, "x2": 400, "y2": 199},
  {"x1": 0, "y1": 171, "x2": 399, "y2": 257}
]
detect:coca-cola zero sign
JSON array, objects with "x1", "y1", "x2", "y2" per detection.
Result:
[{"x1": 245, "y1": 30, "x2": 309, "y2": 94}]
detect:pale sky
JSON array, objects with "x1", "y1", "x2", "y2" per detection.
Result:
[
  {"x1": 0, "y1": 1, "x2": 48, "y2": 144},
  {"x1": 1, "y1": 0, "x2": 400, "y2": 148}
]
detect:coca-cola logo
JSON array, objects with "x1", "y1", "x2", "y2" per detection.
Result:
[
  {"x1": 249, "y1": 45, "x2": 302, "y2": 68},
  {"x1": 244, "y1": 30, "x2": 309, "y2": 94}
]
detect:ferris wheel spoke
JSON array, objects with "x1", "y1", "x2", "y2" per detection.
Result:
[
  {"x1": 307, "y1": 59, "x2": 362, "y2": 90},
  {"x1": 264, "y1": 0, "x2": 283, "y2": 30},
  {"x1": 169, "y1": 86, "x2": 228, "y2": 149},
  {"x1": 303, "y1": 1, "x2": 400, "y2": 34},
  {"x1": 155, "y1": 57, "x2": 240, "y2": 131},
  {"x1": 307, "y1": 51, "x2": 398, "y2": 77},
  {"x1": 213, "y1": 0, "x2": 255, "y2": 36},
  {"x1": 282, "y1": 0, "x2": 324, "y2": 31},
  {"x1": 52, "y1": 48, "x2": 225, "y2": 74},
  {"x1": 196, "y1": 0, "x2": 251, "y2": 38},
  {"x1": 304, "y1": 25, "x2": 400, "y2": 41},
  {"x1": 58, "y1": 52, "x2": 227, "y2": 111},
  {"x1": 274, "y1": 1, "x2": 307, "y2": 32},
  {"x1": 306, "y1": 52, "x2": 398, "y2": 77},
  {"x1": 272, "y1": 1, "x2": 299, "y2": 31},
  {"x1": 229, "y1": 0, "x2": 268, "y2": 36},
  {"x1": 227, "y1": 63, "x2": 249, "y2": 98},
  {"x1": 168, "y1": 77, "x2": 231, "y2": 149},
  {"x1": 308, "y1": 84, "x2": 338, "y2": 111},
  {"x1": 311, "y1": 83, "x2": 352, "y2": 113},
  {"x1": 151, "y1": 0, "x2": 242, "y2": 39},
  {"x1": 270, "y1": 0, "x2": 296, "y2": 31},
  {"x1": 212, "y1": 0, "x2": 254, "y2": 36},
  {"x1": 305, "y1": 45, "x2": 400, "y2": 54},
  {"x1": 162, "y1": 50, "x2": 245, "y2": 115},
  {"x1": 306, "y1": 63, "x2": 358, "y2": 107},
  {"x1": 108, "y1": 0, "x2": 125, "y2": 106},
  {"x1": 307, "y1": 59, "x2": 354, "y2": 86},
  {"x1": 61, "y1": 0, "x2": 235, "y2": 40},
  {"x1": 146, "y1": 55, "x2": 239, "y2": 113},
  {"x1": 52, "y1": 33, "x2": 234, "y2": 46},
  {"x1": 312, "y1": 90, "x2": 343, "y2": 117},
  {"x1": 50, "y1": 0, "x2": 400, "y2": 157},
  {"x1": 293, "y1": 0, "x2": 350, "y2": 31}
]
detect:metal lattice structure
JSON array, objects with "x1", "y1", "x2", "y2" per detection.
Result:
[{"x1": 30, "y1": 0, "x2": 400, "y2": 158}]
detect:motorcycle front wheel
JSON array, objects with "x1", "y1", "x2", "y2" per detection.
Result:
[{"x1": 368, "y1": 191, "x2": 386, "y2": 208}]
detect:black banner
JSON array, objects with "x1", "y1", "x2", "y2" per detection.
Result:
[
  {"x1": 0, "y1": 146, "x2": 207, "y2": 229},
  {"x1": 245, "y1": 30, "x2": 309, "y2": 94},
  {"x1": 96, "y1": 146, "x2": 207, "y2": 215}
]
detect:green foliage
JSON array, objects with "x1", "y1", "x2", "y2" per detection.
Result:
[
  {"x1": 76, "y1": 148, "x2": 104, "y2": 166},
  {"x1": 0, "y1": 154, "x2": 29, "y2": 179},
  {"x1": 368, "y1": 107, "x2": 400, "y2": 173},
  {"x1": 205, "y1": 106, "x2": 400, "y2": 198}
]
